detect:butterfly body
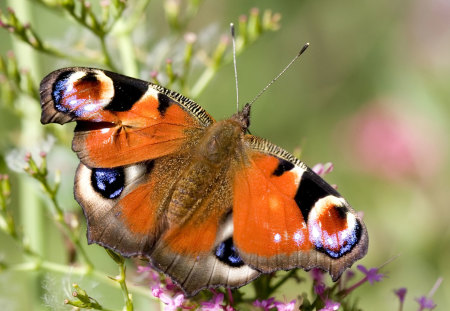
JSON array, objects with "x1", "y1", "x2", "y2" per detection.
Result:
[{"x1": 40, "y1": 67, "x2": 368, "y2": 297}]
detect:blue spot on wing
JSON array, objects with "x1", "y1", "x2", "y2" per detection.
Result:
[
  {"x1": 52, "y1": 71, "x2": 74, "y2": 113},
  {"x1": 215, "y1": 237, "x2": 244, "y2": 267},
  {"x1": 91, "y1": 167, "x2": 125, "y2": 199}
]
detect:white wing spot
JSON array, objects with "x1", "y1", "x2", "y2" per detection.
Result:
[{"x1": 274, "y1": 233, "x2": 281, "y2": 243}]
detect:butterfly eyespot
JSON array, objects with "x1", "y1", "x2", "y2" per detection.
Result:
[
  {"x1": 308, "y1": 198, "x2": 362, "y2": 258},
  {"x1": 91, "y1": 167, "x2": 125, "y2": 199},
  {"x1": 215, "y1": 237, "x2": 244, "y2": 267}
]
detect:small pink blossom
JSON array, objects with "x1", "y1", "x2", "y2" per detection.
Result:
[
  {"x1": 201, "y1": 293, "x2": 224, "y2": 311},
  {"x1": 273, "y1": 299, "x2": 296, "y2": 311},
  {"x1": 312, "y1": 162, "x2": 334, "y2": 176},
  {"x1": 160, "y1": 293, "x2": 185, "y2": 311},
  {"x1": 253, "y1": 297, "x2": 275, "y2": 310},
  {"x1": 137, "y1": 265, "x2": 152, "y2": 273},
  {"x1": 318, "y1": 299, "x2": 340, "y2": 311},
  {"x1": 150, "y1": 70, "x2": 159, "y2": 79},
  {"x1": 151, "y1": 285, "x2": 163, "y2": 298}
]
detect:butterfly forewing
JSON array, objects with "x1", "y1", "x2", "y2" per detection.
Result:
[{"x1": 40, "y1": 67, "x2": 213, "y2": 167}]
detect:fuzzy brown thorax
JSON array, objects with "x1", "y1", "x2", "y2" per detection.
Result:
[{"x1": 166, "y1": 117, "x2": 245, "y2": 226}]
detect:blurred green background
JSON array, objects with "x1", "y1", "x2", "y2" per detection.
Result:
[{"x1": 0, "y1": 0, "x2": 449, "y2": 310}]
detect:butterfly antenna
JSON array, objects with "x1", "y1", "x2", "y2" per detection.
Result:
[
  {"x1": 248, "y1": 42, "x2": 310, "y2": 108},
  {"x1": 231, "y1": 23, "x2": 240, "y2": 112}
]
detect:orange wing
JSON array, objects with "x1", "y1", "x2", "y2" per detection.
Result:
[
  {"x1": 40, "y1": 67, "x2": 213, "y2": 167},
  {"x1": 233, "y1": 136, "x2": 368, "y2": 280}
]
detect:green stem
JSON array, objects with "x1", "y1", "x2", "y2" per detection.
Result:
[
  {"x1": 115, "y1": 23, "x2": 138, "y2": 76},
  {"x1": 39, "y1": 176, "x2": 94, "y2": 269},
  {"x1": 100, "y1": 35, "x2": 119, "y2": 71},
  {"x1": 117, "y1": 261, "x2": 134, "y2": 311},
  {"x1": 190, "y1": 66, "x2": 217, "y2": 98},
  {"x1": 8, "y1": 259, "x2": 154, "y2": 300},
  {"x1": 7, "y1": 3, "x2": 45, "y2": 310},
  {"x1": 8, "y1": 0, "x2": 44, "y2": 257},
  {"x1": 120, "y1": 0, "x2": 152, "y2": 33}
]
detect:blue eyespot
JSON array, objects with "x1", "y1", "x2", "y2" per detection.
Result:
[
  {"x1": 215, "y1": 237, "x2": 244, "y2": 267},
  {"x1": 91, "y1": 167, "x2": 125, "y2": 199},
  {"x1": 312, "y1": 219, "x2": 362, "y2": 258}
]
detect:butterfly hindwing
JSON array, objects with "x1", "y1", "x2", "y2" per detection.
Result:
[
  {"x1": 233, "y1": 135, "x2": 368, "y2": 280},
  {"x1": 40, "y1": 67, "x2": 214, "y2": 167},
  {"x1": 151, "y1": 213, "x2": 260, "y2": 297},
  {"x1": 75, "y1": 161, "x2": 161, "y2": 255}
]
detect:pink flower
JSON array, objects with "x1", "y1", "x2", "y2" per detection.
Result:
[
  {"x1": 357, "y1": 265, "x2": 384, "y2": 285},
  {"x1": 318, "y1": 299, "x2": 340, "y2": 311},
  {"x1": 312, "y1": 162, "x2": 334, "y2": 176},
  {"x1": 151, "y1": 285, "x2": 164, "y2": 298},
  {"x1": 253, "y1": 297, "x2": 275, "y2": 310},
  {"x1": 416, "y1": 296, "x2": 436, "y2": 311},
  {"x1": 152, "y1": 283, "x2": 187, "y2": 311},
  {"x1": 160, "y1": 293, "x2": 185, "y2": 311},
  {"x1": 273, "y1": 299, "x2": 296, "y2": 311},
  {"x1": 341, "y1": 101, "x2": 445, "y2": 181},
  {"x1": 201, "y1": 293, "x2": 224, "y2": 311},
  {"x1": 136, "y1": 265, "x2": 152, "y2": 273}
]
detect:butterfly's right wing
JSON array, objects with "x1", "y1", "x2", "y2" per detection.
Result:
[{"x1": 232, "y1": 135, "x2": 368, "y2": 280}]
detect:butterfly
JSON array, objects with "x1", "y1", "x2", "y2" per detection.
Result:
[{"x1": 39, "y1": 67, "x2": 368, "y2": 297}]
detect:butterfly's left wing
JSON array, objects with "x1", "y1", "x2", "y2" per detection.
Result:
[
  {"x1": 75, "y1": 156, "x2": 260, "y2": 297},
  {"x1": 232, "y1": 136, "x2": 368, "y2": 280}
]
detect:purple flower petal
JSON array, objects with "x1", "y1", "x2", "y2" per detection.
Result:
[
  {"x1": 394, "y1": 288, "x2": 407, "y2": 303},
  {"x1": 357, "y1": 265, "x2": 384, "y2": 285},
  {"x1": 314, "y1": 283, "x2": 326, "y2": 295},
  {"x1": 310, "y1": 268, "x2": 325, "y2": 283},
  {"x1": 312, "y1": 163, "x2": 325, "y2": 175},
  {"x1": 416, "y1": 296, "x2": 437, "y2": 310}
]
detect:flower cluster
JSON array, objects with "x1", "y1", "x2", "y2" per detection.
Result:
[{"x1": 136, "y1": 261, "x2": 442, "y2": 311}]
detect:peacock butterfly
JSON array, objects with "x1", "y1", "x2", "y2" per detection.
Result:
[{"x1": 39, "y1": 66, "x2": 368, "y2": 297}]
